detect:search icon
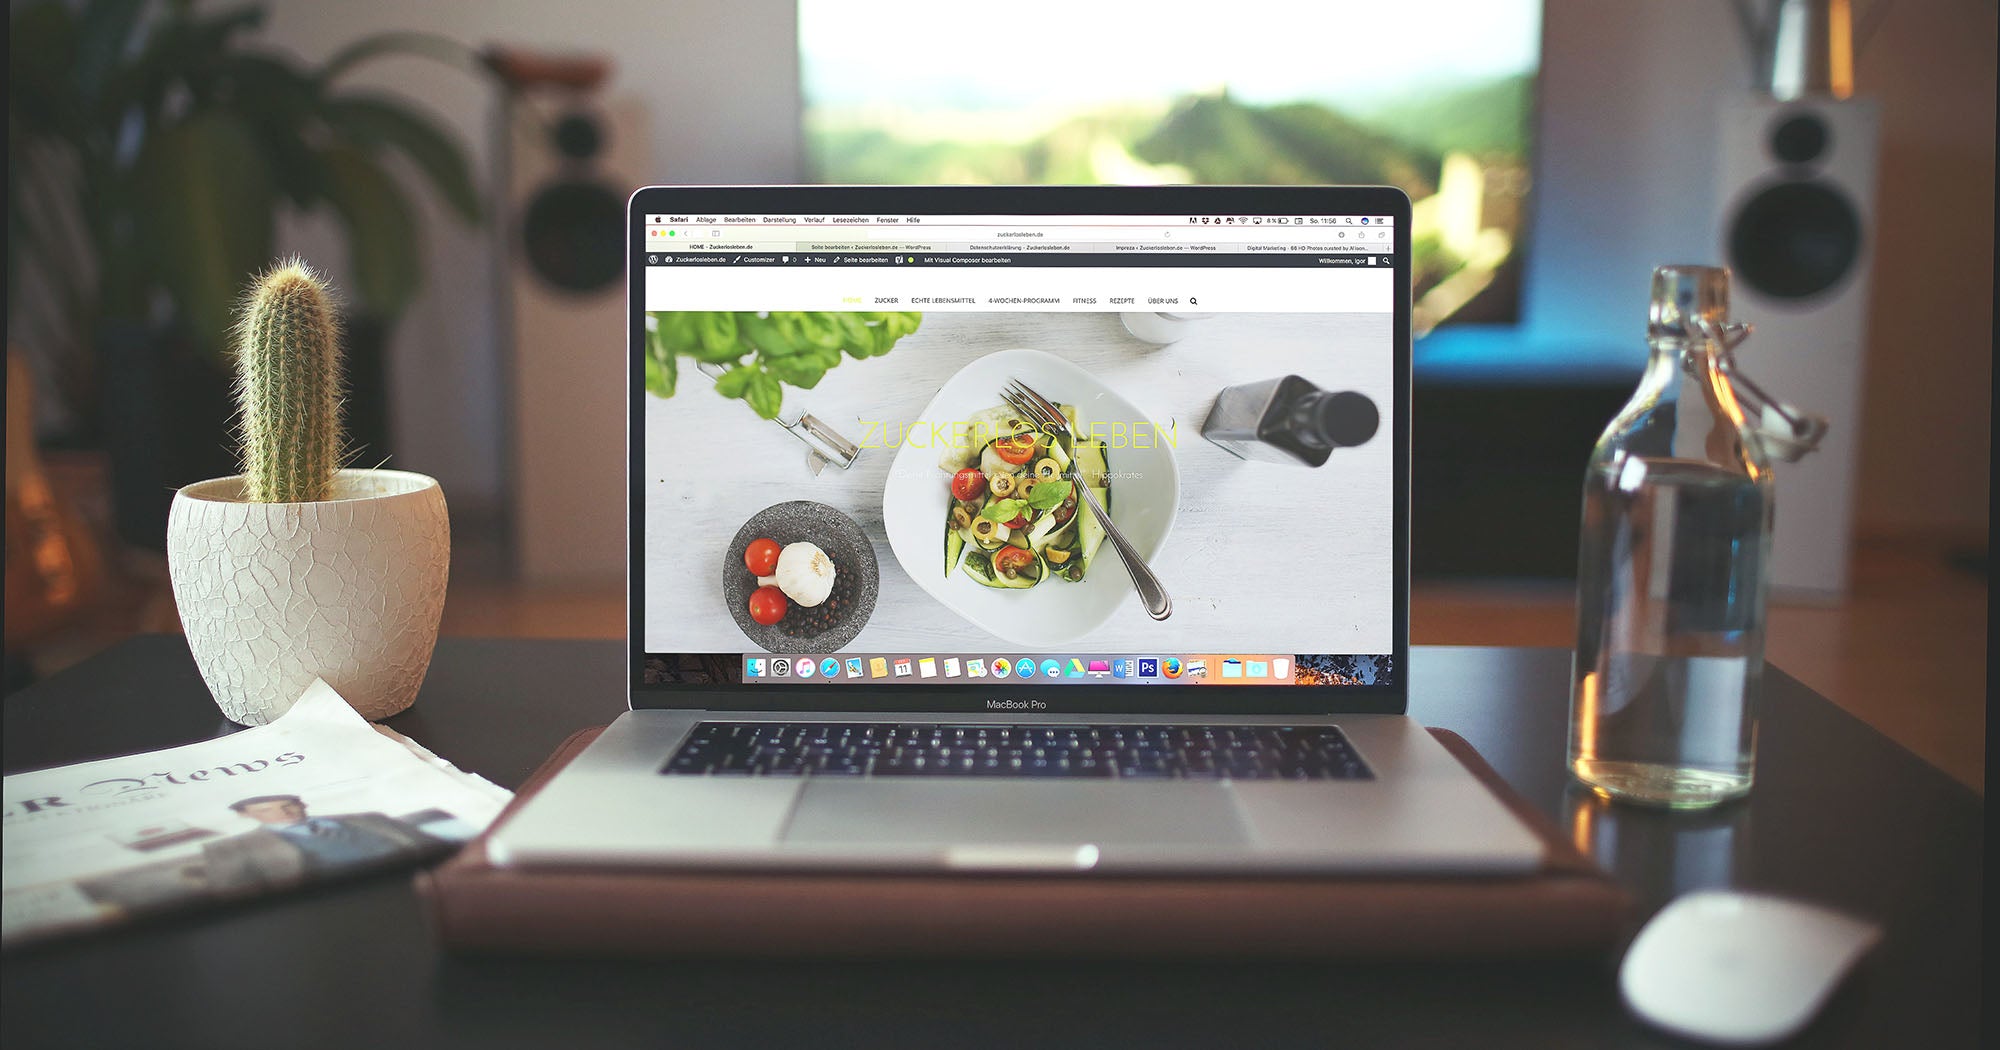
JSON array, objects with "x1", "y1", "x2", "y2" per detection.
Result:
[{"x1": 1190, "y1": 297, "x2": 1198, "y2": 306}]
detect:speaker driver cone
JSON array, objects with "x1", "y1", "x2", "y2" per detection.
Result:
[
  {"x1": 1726, "y1": 180, "x2": 1862, "y2": 301},
  {"x1": 521, "y1": 181, "x2": 625, "y2": 294}
]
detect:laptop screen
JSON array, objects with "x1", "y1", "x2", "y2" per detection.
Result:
[{"x1": 632, "y1": 190, "x2": 1406, "y2": 712}]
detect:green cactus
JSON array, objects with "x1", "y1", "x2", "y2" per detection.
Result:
[{"x1": 235, "y1": 260, "x2": 345, "y2": 503}]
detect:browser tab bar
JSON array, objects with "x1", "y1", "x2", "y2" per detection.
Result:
[{"x1": 645, "y1": 216, "x2": 1396, "y2": 254}]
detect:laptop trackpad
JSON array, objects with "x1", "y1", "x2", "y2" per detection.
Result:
[{"x1": 782, "y1": 781, "x2": 1247, "y2": 848}]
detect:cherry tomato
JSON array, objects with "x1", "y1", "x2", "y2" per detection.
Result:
[
  {"x1": 993, "y1": 546, "x2": 1036, "y2": 578},
  {"x1": 950, "y1": 468, "x2": 987, "y2": 501},
  {"x1": 744, "y1": 537, "x2": 782, "y2": 577},
  {"x1": 993, "y1": 434, "x2": 1036, "y2": 465},
  {"x1": 748, "y1": 585, "x2": 788, "y2": 625},
  {"x1": 1005, "y1": 515, "x2": 1028, "y2": 529}
]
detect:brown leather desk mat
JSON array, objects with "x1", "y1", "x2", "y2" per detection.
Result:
[{"x1": 419, "y1": 726, "x2": 1627, "y2": 958}]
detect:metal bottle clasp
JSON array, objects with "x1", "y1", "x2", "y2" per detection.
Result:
[{"x1": 1689, "y1": 317, "x2": 1829, "y2": 463}]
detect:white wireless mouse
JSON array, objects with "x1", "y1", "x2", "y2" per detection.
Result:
[{"x1": 1620, "y1": 890, "x2": 1882, "y2": 1046}]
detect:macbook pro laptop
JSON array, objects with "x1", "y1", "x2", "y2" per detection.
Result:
[{"x1": 489, "y1": 186, "x2": 1542, "y2": 875}]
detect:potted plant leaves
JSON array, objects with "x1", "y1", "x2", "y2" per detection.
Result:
[
  {"x1": 643, "y1": 311, "x2": 924, "y2": 416},
  {"x1": 7, "y1": 1, "x2": 485, "y2": 547},
  {"x1": 167, "y1": 262, "x2": 448, "y2": 725}
]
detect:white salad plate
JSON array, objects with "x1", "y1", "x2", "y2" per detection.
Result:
[{"x1": 881, "y1": 348, "x2": 1180, "y2": 648}]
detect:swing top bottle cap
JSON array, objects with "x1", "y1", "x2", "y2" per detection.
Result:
[{"x1": 1649, "y1": 265, "x2": 1731, "y2": 338}]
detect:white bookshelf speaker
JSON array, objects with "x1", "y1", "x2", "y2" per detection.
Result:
[
  {"x1": 1715, "y1": 95, "x2": 1879, "y2": 595},
  {"x1": 501, "y1": 92, "x2": 646, "y2": 583}
]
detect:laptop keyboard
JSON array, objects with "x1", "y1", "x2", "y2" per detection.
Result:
[{"x1": 662, "y1": 723, "x2": 1371, "y2": 780}]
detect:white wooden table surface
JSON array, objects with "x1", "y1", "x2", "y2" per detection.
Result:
[{"x1": 643, "y1": 311, "x2": 1393, "y2": 656}]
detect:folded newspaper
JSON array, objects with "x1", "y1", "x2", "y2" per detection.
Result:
[{"x1": 2, "y1": 680, "x2": 512, "y2": 948}]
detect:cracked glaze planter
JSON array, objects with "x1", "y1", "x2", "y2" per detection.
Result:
[{"x1": 167, "y1": 469, "x2": 449, "y2": 724}]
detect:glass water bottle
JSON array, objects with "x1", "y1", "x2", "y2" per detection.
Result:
[{"x1": 1569, "y1": 266, "x2": 1774, "y2": 808}]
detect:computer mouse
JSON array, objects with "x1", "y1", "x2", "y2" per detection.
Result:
[{"x1": 1620, "y1": 890, "x2": 1881, "y2": 1046}]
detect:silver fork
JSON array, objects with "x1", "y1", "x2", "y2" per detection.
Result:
[{"x1": 1002, "y1": 378, "x2": 1172, "y2": 620}]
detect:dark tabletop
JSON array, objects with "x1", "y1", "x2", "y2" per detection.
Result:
[{"x1": 2, "y1": 636, "x2": 1982, "y2": 1049}]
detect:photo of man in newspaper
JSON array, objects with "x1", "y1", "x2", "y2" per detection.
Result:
[{"x1": 201, "y1": 795, "x2": 454, "y2": 895}]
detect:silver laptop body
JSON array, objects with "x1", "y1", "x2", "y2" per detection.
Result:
[{"x1": 490, "y1": 186, "x2": 1542, "y2": 876}]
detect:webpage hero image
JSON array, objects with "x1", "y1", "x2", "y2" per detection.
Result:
[{"x1": 640, "y1": 213, "x2": 1395, "y2": 690}]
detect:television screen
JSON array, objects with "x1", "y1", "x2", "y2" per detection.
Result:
[{"x1": 799, "y1": 1, "x2": 1542, "y2": 331}]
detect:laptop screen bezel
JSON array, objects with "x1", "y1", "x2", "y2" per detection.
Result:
[{"x1": 626, "y1": 185, "x2": 1410, "y2": 716}]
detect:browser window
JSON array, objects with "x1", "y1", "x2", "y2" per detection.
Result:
[{"x1": 639, "y1": 213, "x2": 1397, "y2": 697}]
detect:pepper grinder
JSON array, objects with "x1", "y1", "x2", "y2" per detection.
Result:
[{"x1": 1201, "y1": 375, "x2": 1379, "y2": 467}]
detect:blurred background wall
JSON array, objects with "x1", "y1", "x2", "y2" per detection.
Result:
[
  {"x1": 258, "y1": 0, "x2": 803, "y2": 526},
  {"x1": 249, "y1": 0, "x2": 1991, "y2": 544},
  {"x1": 7, "y1": 0, "x2": 1990, "y2": 685},
  {"x1": 1531, "y1": 0, "x2": 1993, "y2": 537}
]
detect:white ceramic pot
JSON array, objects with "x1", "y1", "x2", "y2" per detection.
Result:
[{"x1": 167, "y1": 468, "x2": 450, "y2": 725}]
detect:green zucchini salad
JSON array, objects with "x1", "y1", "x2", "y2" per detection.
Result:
[{"x1": 937, "y1": 404, "x2": 1110, "y2": 588}]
